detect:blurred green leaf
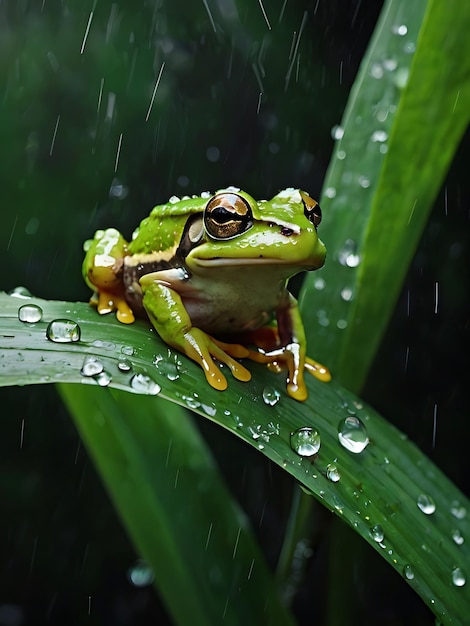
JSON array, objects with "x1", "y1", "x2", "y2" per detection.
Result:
[
  {"x1": 1, "y1": 292, "x2": 469, "y2": 623},
  {"x1": 301, "y1": 0, "x2": 470, "y2": 391}
]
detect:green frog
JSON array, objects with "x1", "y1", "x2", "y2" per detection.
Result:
[{"x1": 83, "y1": 187, "x2": 330, "y2": 401}]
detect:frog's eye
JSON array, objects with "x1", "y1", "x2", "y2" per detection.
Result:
[
  {"x1": 300, "y1": 190, "x2": 322, "y2": 228},
  {"x1": 204, "y1": 193, "x2": 254, "y2": 239}
]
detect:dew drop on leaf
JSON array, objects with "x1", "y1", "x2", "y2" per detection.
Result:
[
  {"x1": 18, "y1": 304, "x2": 43, "y2": 323},
  {"x1": 338, "y1": 416, "x2": 369, "y2": 453},
  {"x1": 262, "y1": 386, "x2": 280, "y2": 406},
  {"x1": 417, "y1": 494, "x2": 436, "y2": 515},
  {"x1": 451, "y1": 567, "x2": 466, "y2": 587},
  {"x1": 80, "y1": 355, "x2": 104, "y2": 377},
  {"x1": 403, "y1": 564, "x2": 415, "y2": 580},
  {"x1": 290, "y1": 427, "x2": 321, "y2": 457},
  {"x1": 130, "y1": 373, "x2": 160, "y2": 395},
  {"x1": 370, "y1": 524, "x2": 384, "y2": 543},
  {"x1": 326, "y1": 463, "x2": 341, "y2": 482},
  {"x1": 46, "y1": 319, "x2": 81, "y2": 343}
]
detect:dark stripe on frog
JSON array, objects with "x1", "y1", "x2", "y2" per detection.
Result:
[{"x1": 123, "y1": 214, "x2": 204, "y2": 292}]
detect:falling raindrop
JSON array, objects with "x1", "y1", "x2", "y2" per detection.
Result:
[
  {"x1": 109, "y1": 177, "x2": 129, "y2": 199},
  {"x1": 130, "y1": 373, "x2": 161, "y2": 395},
  {"x1": 80, "y1": 355, "x2": 104, "y2": 377},
  {"x1": 262, "y1": 387, "x2": 281, "y2": 406},
  {"x1": 290, "y1": 427, "x2": 321, "y2": 457},
  {"x1": 127, "y1": 560, "x2": 155, "y2": 587},
  {"x1": 326, "y1": 463, "x2": 340, "y2": 482},
  {"x1": 46, "y1": 319, "x2": 81, "y2": 343},
  {"x1": 18, "y1": 304, "x2": 43, "y2": 323},
  {"x1": 451, "y1": 567, "x2": 466, "y2": 587},
  {"x1": 370, "y1": 524, "x2": 384, "y2": 543},
  {"x1": 338, "y1": 416, "x2": 369, "y2": 453},
  {"x1": 417, "y1": 494, "x2": 436, "y2": 515}
]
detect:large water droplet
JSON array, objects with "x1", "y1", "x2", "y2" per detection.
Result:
[
  {"x1": 262, "y1": 386, "x2": 281, "y2": 406},
  {"x1": 370, "y1": 524, "x2": 384, "y2": 543},
  {"x1": 18, "y1": 304, "x2": 43, "y2": 323},
  {"x1": 130, "y1": 373, "x2": 161, "y2": 395},
  {"x1": 127, "y1": 560, "x2": 155, "y2": 587},
  {"x1": 46, "y1": 319, "x2": 81, "y2": 343},
  {"x1": 417, "y1": 494, "x2": 436, "y2": 515},
  {"x1": 338, "y1": 416, "x2": 369, "y2": 453},
  {"x1": 80, "y1": 355, "x2": 104, "y2": 377},
  {"x1": 326, "y1": 463, "x2": 341, "y2": 482},
  {"x1": 451, "y1": 567, "x2": 466, "y2": 587},
  {"x1": 290, "y1": 427, "x2": 321, "y2": 457}
]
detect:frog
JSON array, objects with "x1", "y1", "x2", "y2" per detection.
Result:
[{"x1": 82, "y1": 187, "x2": 330, "y2": 401}]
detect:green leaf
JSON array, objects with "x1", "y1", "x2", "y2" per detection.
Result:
[
  {"x1": 301, "y1": 0, "x2": 470, "y2": 391},
  {"x1": 1, "y1": 292, "x2": 469, "y2": 623}
]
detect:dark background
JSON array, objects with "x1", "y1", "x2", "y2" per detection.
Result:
[{"x1": 1, "y1": 1, "x2": 468, "y2": 624}]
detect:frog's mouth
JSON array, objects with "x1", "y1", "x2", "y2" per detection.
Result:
[{"x1": 193, "y1": 257, "x2": 324, "y2": 270}]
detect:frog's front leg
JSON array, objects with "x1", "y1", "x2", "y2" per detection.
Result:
[
  {"x1": 246, "y1": 294, "x2": 330, "y2": 401},
  {"x1": 139, "y1": 274, "x2": 252, "y2": 391}
]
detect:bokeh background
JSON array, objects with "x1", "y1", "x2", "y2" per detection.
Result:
[{"x1": 1, "y1": 1, "x2": 468, "y2": 624}]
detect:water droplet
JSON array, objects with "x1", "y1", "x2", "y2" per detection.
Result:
[
  {"x1": 371, "y1": 130, "x2": 388, "y2": 143},
  {"x1": 262, "y1": 386, "x2": 281, "y2": 406},
  {"x1": 417, "y1": 494, "x2": 436, "y2": 515},
  {"x1": 404, "y1": 41, "x2": 416, "y2": 54},
  {"x1": 168, "y1": 195, "x2": 180, "y2": 204},
  {"x1": 358, "y1": 175, "x2": 371, "y2": 189},
  {"x1": 118, "y1": 358, "x2": 132, "y2": 372},
  {"x1": 338, "y1": 416, "x2": 369, "y2": 453},
  {"x1": 92, "y1": 339, "x2": 115, "y2": 351},
  {"x1": 130, "y1": 373, "x2": 160, "y2": 395},
  {"x1": 290, "y1": 427, "x2": 321, "y2": 457},
  {"x1": 331, "y1": 125, "x2": 344, "y2": 140},
  {"x1": 369, "y1": 63, "x2": 384, "y2": 79},
  {"x1": 338, "y1": 239, "x2": 361, "y2": 268},
  {"x1": 394, "y1": 68, "x2": 409, "y2": 89},
  {"x1": 325, "y1": 187, "x2": 337, "y2": 199},
  {"x1": 109, "y1": 177, "x2": 129, "y2": 199},
  {"x1": 452, "y1": 567, "x2": 466, "y2": 587},
  {"x1": 121, "y1": 345, "x2": 135, "y2": 356},
  {"x1": 452, "y1": 529, "x2": 464, "y2": 546},
  {"x1": 80, "y1": 355, "x2": 104, "y2": 377},
  {"x1": 127, "y1": 560, "x2": 155, "y2": 587},
  {"x1": 9, "y1": 286, "x2": 33, "y2": 299},
  {"x1": 336, "y1": 319, "x2": 348, "y2": 330},
  {"x1": 317, "y1": 310, "x2": 330, "y2": 327},
  {"x1": 95, "y1": 371, "x2": 112, "y2": 386},
  {"x1": 370, "y1": 524, "x2": 384, "y2": 543},
  {"x1": 46, "y1": 319, "x2": 81, "y2": 343},
  {"x1": 154, "y1": 357, "x2": 180, "y2": 381},
  {"x1": 18, "y1": 304, "x2": 43, "y2": 323},
  {"x1": 392, "y1": 24, "x2": 408, "y2": 36},
  {"x1": 326, "y1": 463, "x2": 341, "y2": 482},
  {"x1": 403, "y1": 564, "x2": 415, "y2": 580},
  {"x1": 340, "y1": 287, "x2": 354, "y2": 302},
  {"x1": 314, "y1": 278, "x2": 325, "y2": 290},
  {"x1": 450, "y1": 501, "x2": 467, "y2": 519},
  {"x1": 379, "y1": 144, "x2": 388, "y2": 154},
  {"x1": 206, "y1": 146, "x2": 220, "y2": 162},
  {"x1": 382, "y1": 58, "x2": 398, "y2": 71}
]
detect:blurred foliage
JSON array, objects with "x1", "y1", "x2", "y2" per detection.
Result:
[{"x1": 0, "y1": 0, "x2": 468, "y2": 624}]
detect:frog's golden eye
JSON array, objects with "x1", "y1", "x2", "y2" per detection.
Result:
[
  {"x1": 204, "y1": 193, "x2": 254, "y2": 240},
  {"x1": 300, "y1": 190, "x2": 322, "y2": 228}
]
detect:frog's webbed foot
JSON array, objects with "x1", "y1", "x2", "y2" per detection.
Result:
[
  {"x1": 181, "y1": 332, "x2": 252, "y2": 391},
  {"x1": 240, "y1": 329, "x2": 331, "y2": 401}
]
